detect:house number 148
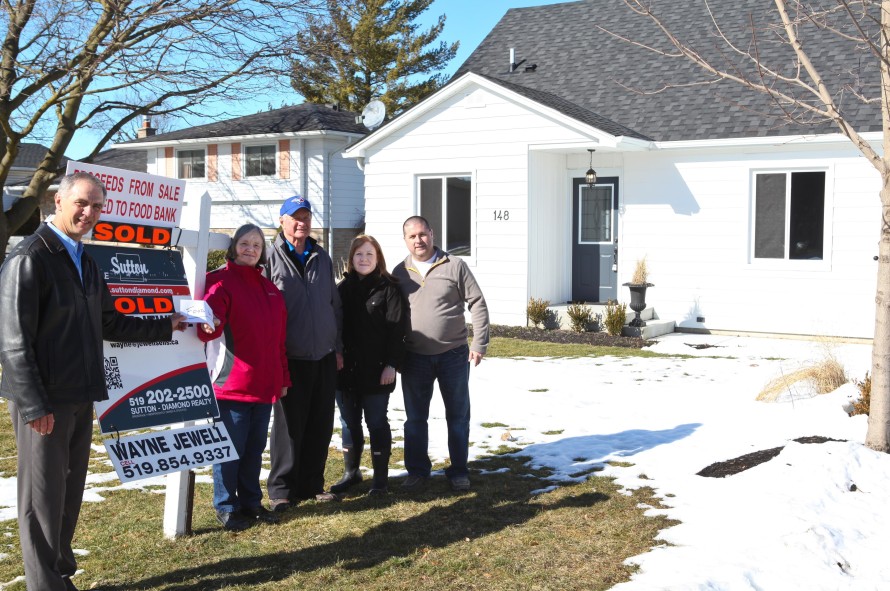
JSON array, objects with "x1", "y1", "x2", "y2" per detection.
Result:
[{"x1": 493, "y1": 210, "x2": 510, "y2": 221}]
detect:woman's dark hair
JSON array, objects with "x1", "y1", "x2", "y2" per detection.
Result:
[{"x1": 225, "y1": 224, "x2": 267, "y2": 268}]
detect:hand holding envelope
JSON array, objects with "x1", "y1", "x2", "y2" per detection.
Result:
[{"x1": 178, "y1": 299, "x2": 220, "y2": 334}]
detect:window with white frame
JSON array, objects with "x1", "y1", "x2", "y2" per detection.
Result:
[
  {"x1": 177, "y1": 149, "x2": 205, "y2": 179},
  {"x1": 753, "y1": 170, "x2": 826, "y2": 261},
  {"x1": 244, "y1": 144, "x2": 276, "y2": 177},
  {"x1": 419, "y1": 175, "x2": 472, "y2": 256}
]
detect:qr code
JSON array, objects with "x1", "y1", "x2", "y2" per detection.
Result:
[{"x1": 104, "y1": 356, "x2": 123, "y2": 390}]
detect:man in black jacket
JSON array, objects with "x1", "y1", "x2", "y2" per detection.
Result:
[{"x1": 0, "y1": 172, "x2": 186, "y2": 591}]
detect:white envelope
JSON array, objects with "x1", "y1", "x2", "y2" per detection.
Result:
[{"x1": 178, "y1": 299, "x2": 214, "y2": 325}]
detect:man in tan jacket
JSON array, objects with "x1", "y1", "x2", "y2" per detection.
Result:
[{"x1": 392, "y1": 215, "x2": 489, "y2": 492}]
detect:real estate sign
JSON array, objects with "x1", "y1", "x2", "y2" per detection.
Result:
[
  {"x1": 66, "y1": 161, "x2": 185, "y2": 246},
  {"x1": 88, "y1": 244, "x2": 218, "y2": 434},
  {"x1": 104, "y1": 423, "x2": 236, "y2": 484}
]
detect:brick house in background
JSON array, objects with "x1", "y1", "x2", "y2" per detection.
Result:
[{"x1": 114, "y1": 103, "x2": 368, "y2": 264}]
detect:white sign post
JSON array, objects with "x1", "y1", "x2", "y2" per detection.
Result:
[{"x1": 163, "y1": 188, "x2": 231, "y2": 538}]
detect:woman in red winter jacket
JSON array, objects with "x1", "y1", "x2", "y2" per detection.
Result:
[{"x1": 198, "y1": 224, "x2": 290, "y2": 531}]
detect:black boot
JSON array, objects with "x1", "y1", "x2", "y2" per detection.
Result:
[
  {"x1": 368, "y1": 449, "x2": 390, "y2": 496},
  {"x1": 330, "y1": 445, "x2": 363, "y2": 494}
]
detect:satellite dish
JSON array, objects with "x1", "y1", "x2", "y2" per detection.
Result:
[{"x1": 361, "y1": 100, "x2": 386, "y2": 130}]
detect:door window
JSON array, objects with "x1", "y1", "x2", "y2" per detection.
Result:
[{"x1": 579, "y1": 184, "x2": 613, "y2": 243}]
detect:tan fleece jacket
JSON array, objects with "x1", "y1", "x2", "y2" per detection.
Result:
[{"x1": 392, "y1": 249, "x2": 490, "y2": 356}]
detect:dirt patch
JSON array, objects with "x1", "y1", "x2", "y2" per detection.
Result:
[{"x1": 697, "y1": 436, "x2": 847, "y2": 478}]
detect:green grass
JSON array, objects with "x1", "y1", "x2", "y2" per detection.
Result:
[
  {"x1": 0, "y1": 398, "x2": 676, "y2": 591},
  {"x1": 486, "y1": 337, "x2": 685, "y2": 359},
  {"x1": 0, "y1": 331, "x2": 683, "y2": 591}
]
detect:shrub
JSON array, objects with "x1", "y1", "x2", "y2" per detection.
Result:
[
  {"x1": 850, "y1": 372, "x2": 871, "y2": 416},
  {"x1": 527, "y1": 297, "x2": 550, "y2": 329},
  {"x1": 631, "y1": 256, "x2": 648, "y2": 285},
  {"x1": 603, "y1": 300, "x2": 626, "y2": 336},
  {"x1": 545, "y1": 310, "x2": 562, "y2": 330},
  {"x1": 206, "y1": 249, "x2": 226, "y2": 271},
  {"x1": 566, "y1": 302, "x2": 596, "y2": 333},
  {"x1": 756, "y1": 355, "x2": 848, "y2": 402}
]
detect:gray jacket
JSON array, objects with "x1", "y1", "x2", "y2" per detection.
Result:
[
  {"x1": 266, "y1": 234, "x2": 342, "y2": 361},
  {"x1": 392, "y1": 248, "x2": 489, "y2": 356}
]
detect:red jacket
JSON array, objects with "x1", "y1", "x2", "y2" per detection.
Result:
[{"x1": 199, "y1": 261, "x2": 290, "y2": 403}]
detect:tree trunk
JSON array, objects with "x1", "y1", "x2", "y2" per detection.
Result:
[
  {"x1": 0, "y1": 196, "x2": 40, "y2": 265},
  {"x1": 866, "y1": 176, "x2": 890, "y2": 451}
]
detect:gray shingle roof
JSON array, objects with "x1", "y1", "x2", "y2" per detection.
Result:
[
  {"x1": 454, "y1": 0, "x2": 881, "y2": 141},
  {"x1": 117, "y1": 103, "x2": 367, "y2": 145},
  {"x1": 11, "y1": 143, "x2": 70, "y2": 170},
  {"x1": 86, "y1": 149, "x2": 147, "y2": 173},
  {"x1": 477, "y1": 73, "x2": 652, "y2": 140},
  {"x1": 3, "y1": 143, "x2": 71, "y2": 187}
]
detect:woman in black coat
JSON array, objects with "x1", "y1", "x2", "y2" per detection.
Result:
[{"x1": 330, "y1": 235, "x2": 407, "y2": 496}]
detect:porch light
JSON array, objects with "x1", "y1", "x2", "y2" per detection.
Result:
[{"x1": 586, "y1": 149, "x2": 597, "y2": 187}]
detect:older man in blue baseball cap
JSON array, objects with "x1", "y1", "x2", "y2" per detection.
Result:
[{"x1": 265, "y1": 195, "x2": 343, "y2": 509}]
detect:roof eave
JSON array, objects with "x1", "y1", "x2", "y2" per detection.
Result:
[
  {"x1": 653, "y1": 131, "x2": 883, "y2": 150},
  {"x1": 114, "y1": 129, "x2": 365, "y2": 150}
]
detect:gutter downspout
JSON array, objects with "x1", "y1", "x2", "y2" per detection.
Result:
[
  {"x1": 326, "y1": 140, "x2": 349, "y2": 259},
  {"x1": 299, "y1": 138, "x2": 308, "y2": 202}
]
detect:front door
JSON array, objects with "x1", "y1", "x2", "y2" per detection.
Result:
[{"x1": 571, "y1": 177, "x2": 619, "y2": 303}]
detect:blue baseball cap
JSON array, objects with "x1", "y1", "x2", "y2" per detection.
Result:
[{"x1": 280, "y1": 195, "x2": 311, "y2": 217}]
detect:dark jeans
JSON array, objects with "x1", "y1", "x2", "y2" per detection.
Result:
[
  {"x1": 400, "y1": 344, "x2": 471, "y2": 479},
  {"x1": 11, "y1": 401, "x2": 93, "y2": 591},
  {"x1": 267, "y1": 353, "x2": 337, "y2": 500},
  {"x1": 212, "y1": 399, "x2": 273, "y2": 513},
  {"x1": 335, "y1": 390, "x2": 392, "y2": 452}
]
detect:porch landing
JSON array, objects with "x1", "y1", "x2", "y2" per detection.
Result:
[{"x1": 534, "y1": 303, "x2": 675, "y2": 340}]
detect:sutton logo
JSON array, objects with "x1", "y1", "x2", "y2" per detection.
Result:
[{"x1": 109, "y1": 254, "x2": 149, "y2": 283}]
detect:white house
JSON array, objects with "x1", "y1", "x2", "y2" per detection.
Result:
[
  {"x1": 115, "y1": 103, "x2": 368, "y2": 263},
  {"x1": 344, "y1": 0, "x2": 883, "y2": 339}
]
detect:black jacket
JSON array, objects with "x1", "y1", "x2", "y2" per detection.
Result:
[
  {"x1": 0, "y1": 223, "x2": 173, "y2": 423},
  {"x1": 337, "y1": 271, "x2": 407, "y2": 395}
]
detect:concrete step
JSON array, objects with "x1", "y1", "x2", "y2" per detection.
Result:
[{"x1": 621, "y1": 319, "x2": 676, "y2": 340}]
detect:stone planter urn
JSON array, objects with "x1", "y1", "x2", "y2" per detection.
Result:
[{"x1": 623, "y1": 282, "x2": 654, "y2": 327}]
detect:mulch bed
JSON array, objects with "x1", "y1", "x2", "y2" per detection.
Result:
[{"x1": 697, "y1": 436, "x2": 847, "y2": 478}]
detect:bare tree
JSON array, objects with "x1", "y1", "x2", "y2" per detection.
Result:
[
  {"x1": 606, "y1": 0, "x2": 890, "y2": 450},
  {"x1": 0, "y1": 0, "x2": 321, "y2": 259}
]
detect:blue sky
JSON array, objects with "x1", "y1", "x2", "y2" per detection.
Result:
[{"x1": 65, "y1": 0, "x2": 567, "y2": 159}]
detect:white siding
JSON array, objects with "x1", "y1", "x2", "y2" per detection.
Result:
[
  {"x1": 362, "y1": 87, "x2": 593, "y2": 326},
  {"x1": 619, "y1": 145, "x2": 880, "y2": 338},
  {"x1": 528, "y1": 151, "x2": 568, "y2": 305},
  {"x1": 357, "y1": 81, "x2": 882, "y2": 338}
]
